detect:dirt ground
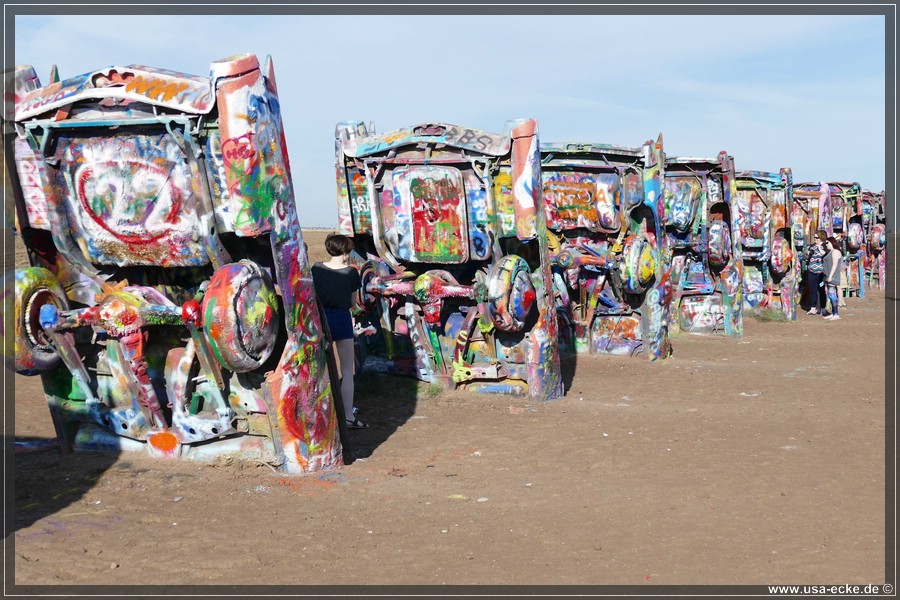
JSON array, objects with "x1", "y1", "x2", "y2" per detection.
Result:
[{"x1": 8, "y1": 229, "x2": 889, "y2": 589}]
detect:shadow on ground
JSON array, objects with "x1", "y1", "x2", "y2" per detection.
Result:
[
  {"x1": 342, "y1": 371, "x2": 422, "y2": 463},
  {"x1": 344, "y1": 350, "x2": 578, "y2": 462},
  {"x1": 10, "y1": 437, "x2": 119, "y2": 535},
  {"x1": 560, "y1": 353, "x2": 577, "y2": 395}
]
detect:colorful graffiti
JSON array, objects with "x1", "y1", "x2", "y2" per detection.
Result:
[
  {"x1": 792, "y1": 181, "x2": 832, "y2": 308},
  {"x1": 826, "y1": 182, "x2": 865, "y2": 299},
  {"x1": 664, "y1": 152, "x2": 743, "y2": 336},
  {"x1": 334, "y1": 119, "x2": 562, "y2": 401},
  {"x1": 735, "y1": 169, "x2": 797, "y2": 319},
  {"x1": 861, "y1": 190, "x2": 886, "y2": 290},
  {"x1": 538, "y1": 136, "x2": 673, "y2": 360},
  {"x1": 7, "y1": 52, "x2": 885, "y2": 477},
  {"x1": 7, "y1": 55, "x2": 339, "y2": 474}
]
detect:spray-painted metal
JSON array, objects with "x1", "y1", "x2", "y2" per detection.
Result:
[
  {"x1": 538, "y1": 136, "x2": 672, "y2": 359},
  {"x1": 663, "y1": 152, "x2": 744, "y2": 336},
  {"x1": 792, "y1": 181, "x2": 833, "y2": 308},
  {"x1": 4, "y1": 55, "x2": 341, "y2": 473},
  {"x1": 792, "y1": 182, "x2": 834, "y2": 248},
  {"x1": 335, "y1": 120, "x2": 562, "y2": 401},
  {"x1": 861, "y1": 189, "x2": 886, "y2": 290},
  {"x1": 826, "y1": 182, "x2": 865, "y2": 298},
  {"x1": 734, "y1": 169, "x2": 798, "y2": 319}
]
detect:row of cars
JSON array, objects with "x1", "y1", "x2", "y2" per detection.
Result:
[
  {"x1": 4, "y1": 56, "x2": 887, "y2": 474},
  {"x1": 333, "y1": 127, "x2": 887, "y2": 388}
]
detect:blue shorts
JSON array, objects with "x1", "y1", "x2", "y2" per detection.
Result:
[{"x1": 323, "y1": 307, "x2": 354, "y2": 341}]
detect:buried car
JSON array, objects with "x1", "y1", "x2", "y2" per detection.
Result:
[
  {"x1": 827, "y1": 181, "x2": 866, "y2": 298},
  {"x1": 663, "y1": 152, "x2": 744, "y2": 336},
  {"x1": 861, "y1": 189, "x2": 886, "y2": 290},
  {"x1": 334, "y1": 119, "x2": 562, "y2": 401},
  {"x1": 792, "y1": 181, "x2": 833, "y2": 308},
  {"x1": 537, "y1": 136, "x2": 672, "y2": 358},
  {"x1": 5, "y1": 55, "x2": 340, "y2": 473},
  {"x1": 734, "y1": 168, "x2": 798, "y2": 319}
]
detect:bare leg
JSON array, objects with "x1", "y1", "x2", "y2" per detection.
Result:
[{"x1": 334, "y1": 339, "x2": 356, "y2": 419}]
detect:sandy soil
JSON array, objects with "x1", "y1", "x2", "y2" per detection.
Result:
[{"x1": 8, "y1": 229, "x2": 889, "y2": 589}]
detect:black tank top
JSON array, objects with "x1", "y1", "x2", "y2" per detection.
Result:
[{"x1": 311, "y1": 263, "x2": 361, "y2": 309}]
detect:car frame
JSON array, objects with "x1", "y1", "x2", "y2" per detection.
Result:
[
  {"x1": 5, "y1": 55, "x2": 341, "y2": 474},
  {"x1": 826, "y1": 181, "x2": 866, "y2": 299},
  {"x1": 663, "y1": 152, "x2": 744, "y2": 336},
  {"x1": 734, "y1": 168, "x2": 798, "y2": 319},
  {"x1": 861, "y1": 189, "x2": 886, "y2": 290},
  {"x1": 334, "y1": 119, "x2": 563, "y2": 401},
  {"x1": 792, "y1": 181, "x2": 834, "y2": 308},
  {"x1": 537, "y1": 135, "x2": 672, "y2": 359}
]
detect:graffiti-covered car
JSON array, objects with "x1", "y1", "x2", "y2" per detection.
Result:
[
  {"x1": 663, "y1": 152, "x2": 743, "y2": 335},
  {"x1": 791, "y1": 181, "x2": 833, "y2": 308},
  {"x1": 538, "y1": 136, "x2": 672, "y2": 359},
  {"x1": 792, "y1": 182, "x2": 834, "y2": 248},
  {"x1": 861, "y1": 189, "x2": 886, "y2": 289},
  {"x1": 334, "y1": 120, "x2": 562, "y2": 401},
  {"x1": 734, "y1": 168, "x2": 798, "y2": 319},
  {"x1": 827, "y1": 181, "x2": 865, "y2": 298},
  {"x1": 5, "y1": 55, "x2": 340, "y2": 473}
]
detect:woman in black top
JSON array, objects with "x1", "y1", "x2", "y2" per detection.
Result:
[
  {"x1": 311, "y1": 234, "x2": 368, "y2": 429},
  {"x1": 806, "y1": 230, "x2": 828, "y2": 315}
]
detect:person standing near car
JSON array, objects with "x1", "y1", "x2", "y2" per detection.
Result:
[
  {"x1": 835, "y1": 233, "x2": 849, "y2": 308},
  {"x1": 806, "y1": 230, "x2": 828, "y2": 315},
  {"x1": 822, "y1": 236, "x2": 843, "y2": 321},
  {"x1": 311, "y1": 233, "x2": 368, "y2": 429}
]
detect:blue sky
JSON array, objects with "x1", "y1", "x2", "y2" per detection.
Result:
[{"x1": 14, "y1": 14, "x2": 887, "y2": 227}]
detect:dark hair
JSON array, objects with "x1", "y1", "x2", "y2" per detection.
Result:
[
  {"x1": 826, "y1": 236, "x2": 841, "y2": 249},
  {"x1": 324, "y1": 233, "x2": 354, "y2": 257}
]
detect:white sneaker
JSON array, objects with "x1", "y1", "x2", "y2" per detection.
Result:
[
  {"x1": 823, "y1": 315, "x2": 835, "y2": 320},
  {"x1": 829, "y1": 315, "x2": 841, "y2": 321},
  {"x1": 806, "y1": 309, "x2": 817, "y2": 315}
]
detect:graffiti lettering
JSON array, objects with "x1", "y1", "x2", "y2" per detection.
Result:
[
  {"x1": 544, "y1": 175, "x2": 598, "y2": 224},
  {"x1": 15, "y1": 149, "x2": 49, "y2": 228},
  {"x1": 222, "y1": 133, "x2": 256, "y2": 162},
  {"x1": 468, "y1": 132, "x2": 494, "y2": 151},
  {"x1": 349, "y1": 171, "x2": 371, "y2": 233},
  {"x1": 707, "y1": 178, "x2": 721, "y2": 203},
  {"x1": 20, "y1": 86, "x2": 73, "y2": 114},
  {"x1": 56, "y1": 133, "x2": 201, "y2": 264},
  {"x1": 124, "y1": 75, "x2": 190, "y2": 103}
]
